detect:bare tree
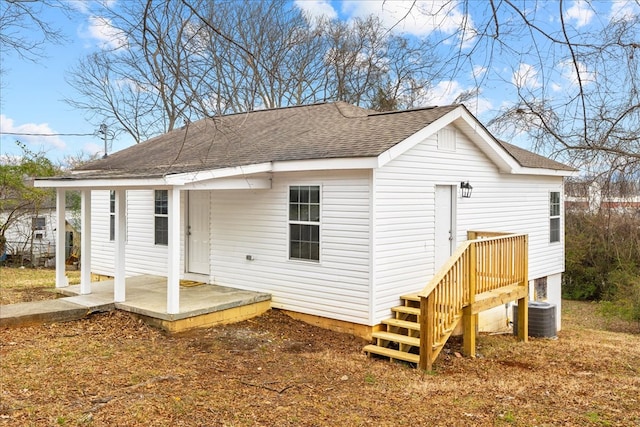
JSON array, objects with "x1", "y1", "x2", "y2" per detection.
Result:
[
  {"x1": 402, "y1": 0, "x2": 640, "y2": 174},
  {"x1": 65, "y1": 0, "x2": 444, "y2": 142},
  {"x1": 0, "y1": 0, "x2": 68, "y2": 62},
  {"x1": 66, "y1": 1, "x2": 206, "y2": 142}
]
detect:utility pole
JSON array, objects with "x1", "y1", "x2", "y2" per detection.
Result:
[{"x1": 99, "y1": 124, "x2": 108, "y2": 158}]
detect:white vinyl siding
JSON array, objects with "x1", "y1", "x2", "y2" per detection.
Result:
[
  {"x1": 209, "y1": 171, "x2": 371, "y2": 324},
  {"x1": 371, "y1": 124, "x2": 565, "y2": 324}
]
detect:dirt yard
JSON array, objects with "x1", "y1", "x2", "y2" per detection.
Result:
[{"x1": 1, "y1": 268, "x2": 639, "y2": 426}]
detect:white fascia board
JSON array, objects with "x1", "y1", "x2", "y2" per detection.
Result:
[
  {"x1": 377, "y1": 107, "x2": 464, "y2": 168},
  {"x1": 34, "y1": 177, "x2": 173, "y2": 189},
  {"x1": 271, "y1": 157, "x2": 378, "y2": 172},
  {"x1": 453, "y1": 110, "x2": 521, "y2": 173},
  {"x1": 182, "y1": 178, "x2": 272, "y2": 190},
  {"x1": 166, "y1": 162, "x2": 273, "y2": 185},
  {"x1": 511, "y1": 167, "x2": 579, "y2": 177}
]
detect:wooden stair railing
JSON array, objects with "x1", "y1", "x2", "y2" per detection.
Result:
[{"x1": 365, "y1": 232, "x2": 529, "y2": 371}]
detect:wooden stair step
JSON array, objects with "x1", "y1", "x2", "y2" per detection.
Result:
[
  {"x1": 372, "y1": 331, "x2": 420, "y2": 347},
  {"x1": 363, "y1": 344, "x2": 420, "y2": 364},
  {"x1": 392, "y1": 306, "x2": 420, "y2": 316},
  {"x1": 382, "y1": 318, "x2": 420, "y2": 331},
  {"x1": 400, "y1": 294, "x2": 420, "y2": 302}
]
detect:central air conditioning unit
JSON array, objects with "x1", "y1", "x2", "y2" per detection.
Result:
[{"x1": 512, "y1": 301, "x2": 557, "y2": 338}]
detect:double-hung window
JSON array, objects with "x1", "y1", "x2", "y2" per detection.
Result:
[
  {"x1": 32, "y1": 217, "x2": 46, "y2": 231},
  {"x1": 154, "y1": 190, "x2": 168, "y2": 245},
  {"x1": 289, "y1": 185, "x2": 320, "y2": 261},
  {"x1": 109, "y1": 190, "x2": 115, "y2": 241},
  {"x1": 549, "y1": 191, "x2": 561, "y2": 243}
]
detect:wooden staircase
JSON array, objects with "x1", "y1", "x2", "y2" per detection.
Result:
[
  {"x1": 364, "y1": 231, "x2": 530, "y2": 371},
  {"x1": 364, "y1": 294, "x2": 421, "y2": 364},
  {"x1": 363, "y1": 294, "x2": 462, "y2": 366}
]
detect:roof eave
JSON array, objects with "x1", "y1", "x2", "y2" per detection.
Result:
[
  {"x1": 34, "y1": 176, "x2": 174, "y2": 189},
  {"x1": 34, "y1": 157, "x2": 380, "y2": 189},
  {"x1": 510, "y1": 166, "x2": 579, "y2": 177}
]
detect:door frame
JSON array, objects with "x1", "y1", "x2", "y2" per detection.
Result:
[
  {"x1": 434, "y1": 184, "x2": 457, "y2": 269},
  {"x1": 185, "y1": 190, "x2": 211, "y2": 276}
]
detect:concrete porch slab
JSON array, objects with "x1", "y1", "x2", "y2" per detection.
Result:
[{"x1": 58, "y1": 275, "x2": 272, "y2": 332}]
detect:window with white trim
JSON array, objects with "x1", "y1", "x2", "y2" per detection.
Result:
[
  {"x1": 32, "y1": 217, "x2": 46, "y2": 231},
  {"x1": 154, "y1": 190, "x2": 168, "y2": 245},
  {"x1": 109, "y1": 191, "x2": 115, "y2": 241},
  {"x1": 550, "y1": 191, "x2": 561, "y2": 243},
  {"x1": 289, "y1": 185, "x2": 320, "y2": 261}
]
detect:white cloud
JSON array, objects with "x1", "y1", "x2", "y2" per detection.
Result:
[
  {"x1": 84, "y1": 15, "x2": 128, "y2": 50},
  {"x1": 0, "y1": 115, "x2": 66, "y2": 151},
  {"x1": 341, "y1": 0, "x2": 476, "y2": 44},
  {"x1": 564, "y1": 0, "x2": 595, "y2": 27},
  {"x1": 609, "y1": 0, "x2": 640, "y2": 21},
  {"x1": 294, "y1": 0, "x2": 338, "y2": 20},
  {"x1": 558, "y1": 59, "x2": 595, "y2": 87},
  {"x1": 472, "y1": 65, "x2": 488, "y2": 79},
  {"x1": 511, "y1": 63, "x2": 542, "y2": 89},
  {"x1": 406, "y1": 80, "x2": 491, "y2": 115},
  {"x1": 82, "y1": 142, "x2": 103, "y2": 156},
  {"x1": 67, "y1": 0, "x2": 118, "y2": 15},
  {"x1": 64, "y1": 0, "x2": 90, "y2": 14}
]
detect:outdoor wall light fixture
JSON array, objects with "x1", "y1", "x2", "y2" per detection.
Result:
[{"x1": 460, "y1": 181, "x2": 473, "y2": 198}]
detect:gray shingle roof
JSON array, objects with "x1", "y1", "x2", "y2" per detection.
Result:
[
  {"x1": 496, "y1": 140, "x2": 575, "y2": 171},
  {"x1": 73, "y1": 101, "x2": 573, "y2": 178}
]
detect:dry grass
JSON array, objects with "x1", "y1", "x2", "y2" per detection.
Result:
[
  {"x1": 1, "y1": 268, "x2": 639, "y2": 426},
  {"x1": 0, "y1": 267, "x2": 80, "y2": 305}
]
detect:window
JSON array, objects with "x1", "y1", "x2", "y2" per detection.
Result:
[
  {"x1": 32, "y1": 217, "x2": 46, "y2": 231},
  {"x1": 154, "y1": 190, "x2": 168, "y2": 245},
  {"x1": 550, "y1": 191, "x2": 561, "y2": 243},
  {"x1": 534, "y1": 277, "x2": 548, "y2": 301},
  {"x1": 109, "y1": 191, "x2": 115, "y2": 241},
  {"x1": 289, "y1": 185, "x2": 320, "y2": 261}
]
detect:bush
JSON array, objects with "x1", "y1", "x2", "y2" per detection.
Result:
[{"x1": 563, "y1": 210, "x2": 640, "y2": 321}]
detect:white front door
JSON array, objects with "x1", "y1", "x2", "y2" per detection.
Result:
[
  {"x1": 434, "y1": 185, "x2": 455, "y2": 269},
  {"x1": 187, "y1": 191, "x2": 210, "y2": 275}
]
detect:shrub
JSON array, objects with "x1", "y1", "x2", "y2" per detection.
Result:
[{"x1": 563, "y1": 210, "x2": 640, "y2": 320}]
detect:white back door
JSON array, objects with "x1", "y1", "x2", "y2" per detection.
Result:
[{"x1": 434, "y1": 185, "x2": 456, "y2": 269}]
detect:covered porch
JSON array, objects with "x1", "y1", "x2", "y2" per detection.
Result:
[
  {"x1": 34, "y1": 164, "x2": 273, "y2": 319},
  {"x1": 58, "y1": 275, "x2": 271, "y2": 332}
]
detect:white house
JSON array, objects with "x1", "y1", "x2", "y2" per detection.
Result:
[
  {"x1": 0, "y1": 205, "x2": 79, "y2": 266},
  {"x1": 35, "y1": 102, "x2": 575, "y2": 337}
]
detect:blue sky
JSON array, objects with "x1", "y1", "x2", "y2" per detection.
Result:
[{"x1": 1, "y1": 0, "x2": 638, "y2": 164}]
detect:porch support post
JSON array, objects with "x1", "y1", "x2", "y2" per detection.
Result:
[
  {"x1": 463, "y1": 241, "x2": 477, "y2": 357},
  {"x1": 114, "y1": 189, "x2": 126, "y2": 302},
  {"x1": 55, "y1": 188, "x2": 68, "y2": 288},
  {"x1": 517, "y1": 297, "x2": 529, "y2": 342},
  {"x1": 419, "y1": 294, "x2": 435, "y2": 372},
  {"x1": 167, "y1": 188, "x2": 181, "y2": 314},
  {"x1": 517, "y1": 235, "x2": 529, "y2": 343},
  {"x1": 79, "y1": 190, "x2": 92, "y2": 294}
]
